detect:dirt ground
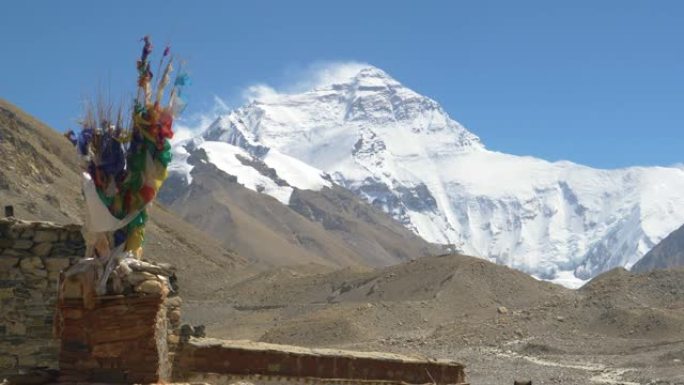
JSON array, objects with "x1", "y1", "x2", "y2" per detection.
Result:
[{"x1": 183, "y1": 255, "x2": 684, "y2": 385}]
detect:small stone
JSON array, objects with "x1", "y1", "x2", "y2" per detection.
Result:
[
  {"x1": 8, "y1": 321, "x2": 27, "y2": 336},
  {"x1": 17, "y1": 355, "x2": 38, "y2": 367},
  {"x1": 19, "y1": 256, "x2": 45, "y2": 271},
  {"x1": 165, "y1": 296, "x2": 183, "y2": 308},
  {"x1": 0, "y1": 287, "x2": 14, "y2": 299},
  {"x1": 27, "y1": 268, "x2": 48, "y2": 279},
  {"x1": 0, "y1": 354, "x2": 17, "y2": 369},
  {"x1": 13, "y1": 239, "x2": 34, "y2": 249},
  {"x1": 31, "y1": 242, "x2": 53, "y2": 257},
  {"x1": 497, "y1": 306, "x2": 509, "y2": 314},
  {"x1": 0, "y1": 239, "x2": 14, "y2": 248},
  {"x1": 27, "y1": 279, "x2": 48, "y2": 291},
  {"x1": 168, "y1": 309, "x2": 181, "y2": 323},
  {"x1": 168, "y1": 334, "x2": 180, "y2": 345},
  {"x1": 47, "y1": 271, "x2": 61, "y2": 282},
  {"x1": 1, "y1": 248, "x2": 24, "y2": 257},
  {"x1": 44, "y1": 257, "x2": 70, "y2": 272},
  {"x1": 127, "y1": 271, "x2": 157, "y2": 285},
  {"x1": 135, "y1": 279, "x2": 164, "y2": 295},
  {"x1": 34, "y1": 230, "x2": 59, "y2": 243},
  {"x1": 0, "y1": 257, "x2": 19, "y2": 270},
  {"x1": 556, "y1": 316, "x2": 565, "y2": 322}
]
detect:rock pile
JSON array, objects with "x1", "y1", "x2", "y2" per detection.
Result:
[
  {"x1": 61, "y1": 256, "x2": 178, "y2": 306},
  {"x1": 0, "y1": 218, "x2": 84, "y2": 377}
]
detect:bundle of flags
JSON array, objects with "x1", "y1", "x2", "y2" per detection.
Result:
[{"x1": 73, "y1": 36, "x2": 188, "y2": 260}]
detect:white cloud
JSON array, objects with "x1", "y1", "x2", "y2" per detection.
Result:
[
  {"x1": 244, "y1": 61, "x2": 371, "y2": 102},
  {"x1": 289, "y1": 61, "x2": 370, "y2": 91},
  {"x1": 242, "y1": 84, "x2": 280, "y2": 102},
  {"x1": 173, "y1": 61, "x2": 371, "y2": 141},
  {"x1": 171, "y1": 95, "x2": 230, "y2": 144}
]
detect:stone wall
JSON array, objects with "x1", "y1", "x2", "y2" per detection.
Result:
[
  {"x1": 175, "y1": 339, "x2": 467, "y2": 385},
  {"x1": 0, "y1": 218, "x2": 84, "y2": 377}
]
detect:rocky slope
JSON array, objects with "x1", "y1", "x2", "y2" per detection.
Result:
[
  {"x1": 0, "y1": 98, "x2": 244, "y2": 298},
  {"x1": 185, "y1": 253, "x2": 684, "y2": 384},
  {"x1": 175, "y1": 65, "x2": 684, "y2": 286},
  {"x1": 632, "y1": 223, "x2": 684, "y2": 272},
  {"x1": 160, "y1": 137, "x2": 441, "y2": 268}
]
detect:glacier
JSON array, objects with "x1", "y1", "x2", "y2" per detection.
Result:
[{"x1": 171, "y1": 65, "x2": 684, "y2": 287}]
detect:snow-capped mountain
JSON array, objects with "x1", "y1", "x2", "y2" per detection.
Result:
[{"x1": 171, "y1": 65, "x2": 684, "y2": 287}]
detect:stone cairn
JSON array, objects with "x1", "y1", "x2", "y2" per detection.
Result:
[
  {"x1": 0, "y1": 217, "x2": 84, "y2": 378},
  {"x1": 56, "y1": 246, "x2": 181, "y2": 383}
]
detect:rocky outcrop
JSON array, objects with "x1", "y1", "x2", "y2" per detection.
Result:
[{"x1": 632, "y1": 223, "x2": 684, "y2": 272}]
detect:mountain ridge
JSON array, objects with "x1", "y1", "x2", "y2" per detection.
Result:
[{"x1": 173, "y1": 65, "x2": 684, "y2": 286}]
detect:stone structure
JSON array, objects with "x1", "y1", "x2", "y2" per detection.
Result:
[
  {"x1": 0, "y1": 218, "x2": 84, "y2": 378},
  {"x1": 55, "y1": 255, "x2": 179, "y2": 383},
  {"x1": 57, "y1": 293, "x2": 178, "y2": 383},
  {"x1": 176, "y1": 339, "x2": 467, "y2": 385},
  {"x1": 2, "y1": 217, "x2": 467, "y2": 384}
]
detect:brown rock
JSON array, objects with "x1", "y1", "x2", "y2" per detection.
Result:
[
  {"x1": 19, "y1": 256, "x2": 45, "y2": 271},
  {"x1": 0, "y1": 287, "x2": 14, "y2": 299},
  {"x1": 127, "y1": 271, "x2": 157, "y2": 286},
  {"x1": 31, "y1": 242, "x2": 53, "y2": 257},
  {"x1": 0, "y1": 354, "x2": 17, "y2": 369},
  {"x1": 168, "y1": 309, "x2": 181, "y2": 323},
  {"x1": 48, "y1": 270, "x2": 61, "y2": 282},
  {"x1": 0, "y1": 238, "x2": 14, "y2": 248},
  {"x1": 34, "y1": 230, "x2": 59, "y2": 243},
  {"x1": 13, "y1": 239, "x2": 34, "y2": 249},
  {"x1": 0, "y1": 256, "x2": 19, "y2": 270},
  {"x1": 165, "y1": 296, "x2": 183, "y2": 308},
  {"x1": 44, "y1": 257, "x2": 70, "y2": 272},
  {"x1": 27, "y1": 269, "x2": 48, "y2": 279},
  {"x1": 135, "y1": 279, "x2": 165, "y2": 296},
  {"x1": 7, "y1": 321, "x2": 27, "y2": 336}
]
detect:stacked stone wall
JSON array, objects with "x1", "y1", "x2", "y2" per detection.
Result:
[{"x1": 0, "y1": 218, "x2": 84, "y2": 377}]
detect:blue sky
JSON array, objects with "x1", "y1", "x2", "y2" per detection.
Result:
[{"x1": 1, "y1": 1, "x2": 682, "y2": 169}]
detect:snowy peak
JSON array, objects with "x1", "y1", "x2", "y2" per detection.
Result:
[
  {"x1": 170, "y1": 64, "x2": 684, "y2": 287},
  {"x1": 329, "y1": 66, "x2": 401, "y2": 90},
  {"x1": 201, "y1": 65, "x2": 482, "y2": 171}
]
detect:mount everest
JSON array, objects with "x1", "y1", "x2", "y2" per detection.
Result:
[{"x1": 169, "y1": 65, "x2": 684, "y2": 287}]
